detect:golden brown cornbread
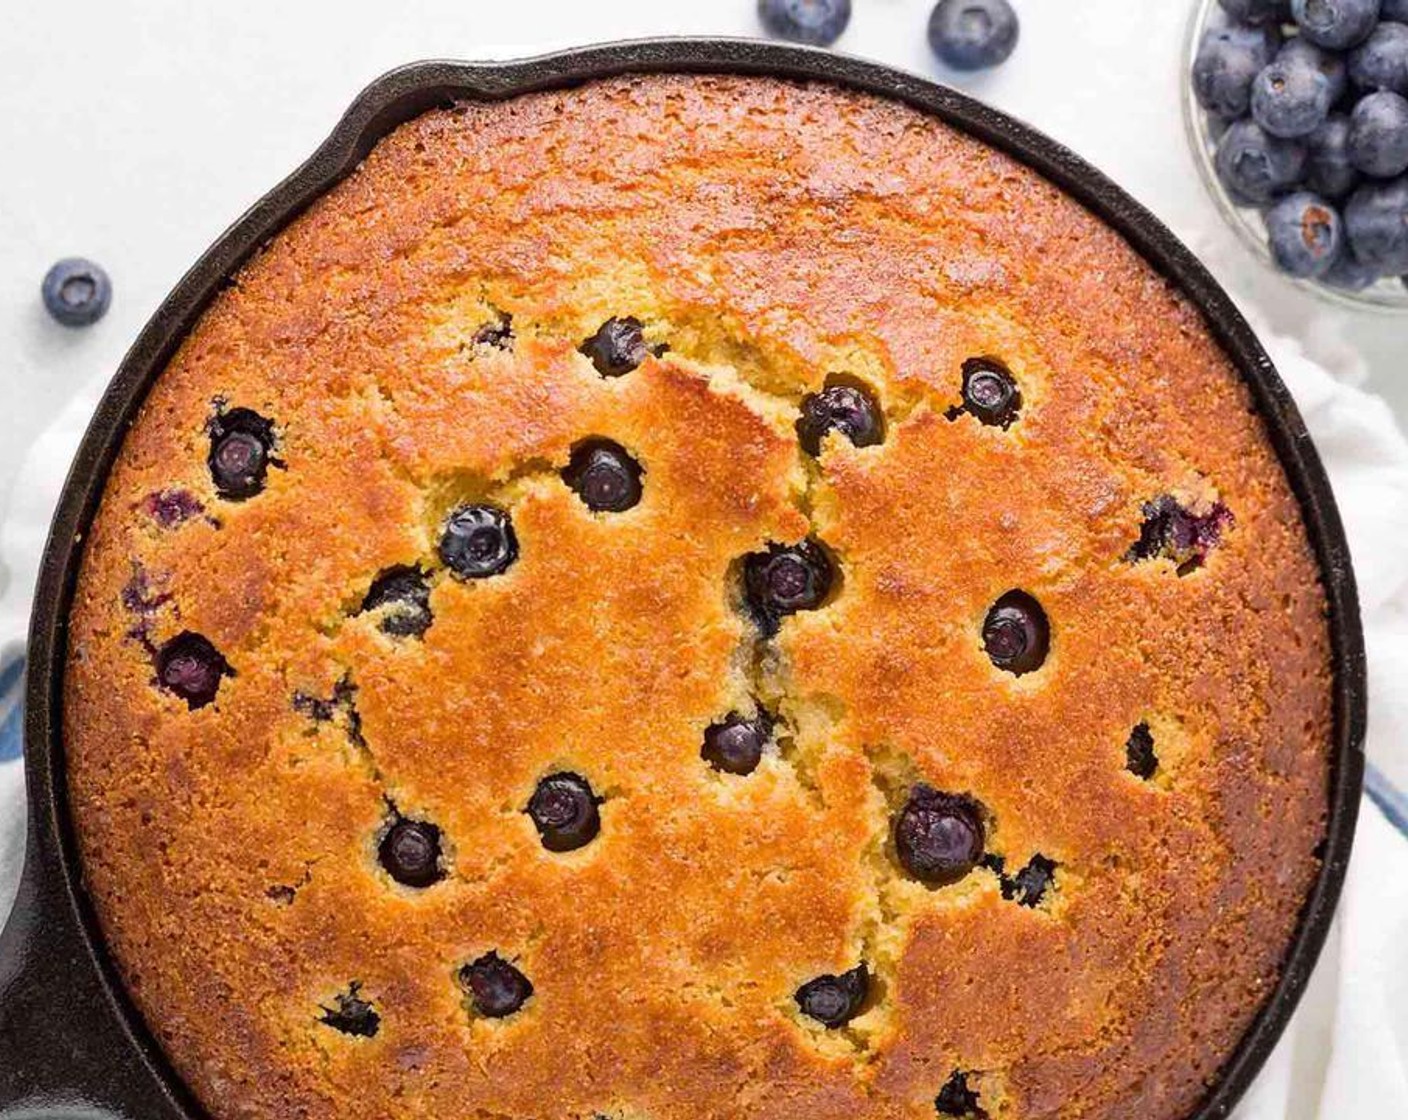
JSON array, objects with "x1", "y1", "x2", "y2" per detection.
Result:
[{"x1": 63, "y1": 74, "x2": 1332, "y2": 1120}]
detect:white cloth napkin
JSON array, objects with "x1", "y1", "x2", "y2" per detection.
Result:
[{"x1": 1, "y1": 347, "x2": 1405, "y2": 1115}]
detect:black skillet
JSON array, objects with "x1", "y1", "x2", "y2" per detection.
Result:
[{"x1": 0, "y1": 40, "x2": 1367, "y2": 1120}]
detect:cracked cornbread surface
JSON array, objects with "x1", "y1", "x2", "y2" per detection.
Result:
[{"x1": 64, "y1": 74, "x2": 1331, "y2": 1120}]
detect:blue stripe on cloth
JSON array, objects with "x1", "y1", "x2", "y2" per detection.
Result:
[
  {"x1": 1366, "y1": 760, "x2": 1408, "y2": 841},
  {"x1": 0, "y1": 653, "x2": 24, "y2": 763}
]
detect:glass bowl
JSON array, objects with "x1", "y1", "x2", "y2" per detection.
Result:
[{"x1": 1182, "y1": 0, "x2": 1408, "y2": 313}]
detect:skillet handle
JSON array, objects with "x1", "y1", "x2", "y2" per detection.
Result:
[{"x1": 0, "y1": 831, "x2": 190, "y2": 1120}]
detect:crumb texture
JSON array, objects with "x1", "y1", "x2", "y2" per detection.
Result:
[{"x1": 64, "y1": 75, "x2": 1332, "y2": 1120}]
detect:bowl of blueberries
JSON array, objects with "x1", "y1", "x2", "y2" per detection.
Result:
[{"x1": 1188, "y1": 0, "x2": 1408, "y2": 309}]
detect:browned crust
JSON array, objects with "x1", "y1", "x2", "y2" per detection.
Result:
[{"x1": 63, "y1": 75, "x2": 1330, "y2": 1120}]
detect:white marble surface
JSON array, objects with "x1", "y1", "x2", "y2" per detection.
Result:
[{"x1": 1, "y1": 2, "x2": 1403, "y2": 592}]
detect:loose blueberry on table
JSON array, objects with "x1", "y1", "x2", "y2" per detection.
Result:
[
  {"x1": 702, "y1": 711, "x2": 772, "y2": 776},
  {"x1": 796, "y1": 381, "x2": 884, "y2": 456},
  {"x1": 459, "y1": 952, "x2": 534, "y2": 1018},
  {"x1": 928, "y1": 0, "x2": 1021, "y2": 71},
  {"x1": 378, "y1": 817, "x2": 444, "y2": 888},
  {"x1": 562, "y1": 438, "x2": 643, "y2": 512},
  {"x1": 982, "y1": 590, "x2": 1050, "y2": 675},
  {"x1": 208, "y1": 407, "x2": 278, "y2": 501},
  {"x1": 361, "y1": 565, "x2": 433, "y2": 637},
  {"x1": 893, "y1": 786, "x2": 986, "y2": 885},
  {"x1": 439, "y1": 504, "x2": 518, "y2": 579},
  {"x1": 41, "y1": 257, "x2": 112, "y2": 327},
  {"x1": 320, "y1": 983, "x2": 380, "y2": 1037},
  {"x1": 795, "y1": 964, "x2": 869, "y2": 1028},
  {"x1": 756, "y1": 0, "x2": 851, "y2": 47},
  {"x1": 527, "y1": 772, "x2": 602, "y2": 852},
  {"x1": 155, "y1": 631, "x2": 231, "y2": 709}
]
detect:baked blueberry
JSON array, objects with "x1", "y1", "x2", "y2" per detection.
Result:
[
  {"x1": 1006, "y1": 855, "x2": 1057, "y2": 907},
  {"x1": 1323, "y1": 246, "x2": 1383, "y2": 288},
  {"x1": 563, "y1": 439, "x2": 643, "y2": 512},
  {"x1": 1194, "y1": 22, "x2": 1283, "y2": 119},
  {"x1": 378, "y1": 817, "x2": 444, "y2": 888},
  {"x1": 41, "y1": 258, "x2": 112, "y2": 327},
  {"x1": 208, "y1": 407, "x2": 278, "y2": 501},
  {"x1": 1345, "y1": 177, "x2": 1408, "y2": 273},
  {"x1": 1266, "y1": 192, "x2": 1344, "y2": 277},
  {"x1": 794, "y1": 964, "x2": 869, "y2": 1028},
  {"x1": 757, "y1": 0, "x2": 851, "y2": 46},
  {"x1": 1219, "y1": 0, "x2": 1292, "y2": 22},
  {"x1": 527, "y1": 772, "x2": 601, "y2": 852},
  {"x1": 702, "y1": 712, "x2": 771, "y2": 776},
  {"x1": 1306, "y1": 115, "x2": 1362, "y2": 199},
  {"x1": 155, "y1": 631, "x2": 231, "y2": 709},
  {"x1": 796, "y1": 381, "x2": 884, "y2": 456},
  {"x1": 928, "y1": 0, "x2": 1020, "y2": 71},
  {"x1": 742, "y1": 539, "x2": 837, "y2": 636},
  {"x1": 320, "y1": 983, "x2": 380, "y2": 1037},
  {"x1": 473, "y1": 310, "x2": 514, "y2": 350},
  {"x1": 142, "y1": 488, "x2": 205, "y2": 529},
  {"x1": 579, "y1": 317, "x2": 658, "y2": 377},
  {"x1": 952, "y1": 358, "x2": 1022, "y2": 428},
  {"x1": 1251, "y1": 54, "x2": 1335, "y2": 138},
  {"x1": 459, "y1": 952, "x2": 533, "y2": 1018},
  {"x1": 1126, "y1": 723, "x2": 1159, "y2": 780},
  {"x1": 1214, "y1": 120, "x2": 1308, "y2": 205},
  {"x1": 894, "y1": 787, "x2": 985, "y2": 885},
  {"x1": 982, "y1": 591, "x2": 1050, "y2": 676},
  {"x1": 1125, "y1": 495, "x2": 1234, "y2": 575},
  {"x1": 935, "y1": 1070, "x2": 984, "y2": 1117},
  {"x1": 1291, "y1": 0, "x2": 1381, "y2": 51},
  {"x1": 439, "y1": 504, "x2": 518, "y2": 579},
  {"x1": 361, "y1": 566, "x2": 433, "y2": 637},
  {"x1": 1348, "y1": 90, "x2": 1408, "y2": 176}
]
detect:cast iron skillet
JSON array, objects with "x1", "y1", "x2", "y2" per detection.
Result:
[{"x1": 0, "y1": 39, "x2": 1367, "y2": 1120}]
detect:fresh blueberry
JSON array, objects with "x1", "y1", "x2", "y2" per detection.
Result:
[
  {"x1": 1219, "y1": 0, "x2": 1293, "y2": 21},
  {"x1": 796, "y1": 382, "x2": 884, "y2": 456},
  {"x1": 982, "y1": 591, "x2": 1050, "y2": 676},
  {"x1": 1291, "y1": 0, "x2": 1382, "y2": 51},
  {"x1": 563, "y1": 439, "x2": 643, "y2": 513},
  {"x1": 527, "y1": 772, "x2": 601, "y2": 852},
  {"x1": 1252, "y1": 56, "x2": 1335, "y2": 137},
  {"x1": 1215, "y1": 120, "x2": 1308, "y2": 204},
  {"x1": 319, "y1": 983, "x2": 380, "y2": 1037},
  {"x1": 1004, "y1": 854, "x2": 1057, "y2": 907},
  {"x1": 208, "y1": 407, "x2": 277, "y2": 501},
  {"x1": 579, "y1": 317, "x2": 659, "y2": 377},
  {"x1": 1126, "y1": 723, "x2": 1159, "y2": 780},
  {"x1": 949, "y1": 358, "x2": 1022, "y2": 428},
  {"x1": 893, "y1": 787, "x2": 985, "y2": 885},
  {"x1": 1349, "y1": 21, "x2": 1408, "y2": 92},
  {"x1": 439, "y1": 504, "x2": 518, "y2": 579},
  {"x1": 1323, "y1": 245, "x2": 1384, "y2": 287},
  {"x1": 41, "y1": 258, "x2": 112, "y2": 327},
  {"x1": 378, "y1": 817, "x2": 443, "y2": 888},
  {"x1": 155, "y1": 632, "x2": 231, "y2": 709},
  {"x1": 741, "y1": 539, "x2": 836, "y2": 636},
  {"x1": 757, "y1": 0, "x2": 851, "y2": 46},
  {"x1": 1386, "y1": 0, "x2": 1408, "y2": 17},
  {"x1": 794, "y1": 964, "x2": 869, "y2": 1028},
  {"x1": 1194, "y1": 23, "x2": 1284, "y2": 119},
  {"x1": 361, "y1": 566, "x2": 433, "y2": 637},
  {"x1": 702, "y1": 712, "x2": 771, "y2": 776},
  {"x1": 1345, "y1": 176, "x2": 1408, "y2": 271},
  {"x1": 459, "y1": 952, "x2": 533, "y2": 1018},
  {"x1": 1306, "y1": 115, "x2": 1362, "y2": 198},
  {"x1": 1349, "y1": 90, "x2": 1408, "y2": 176},
  {"x1": 928, "y1": 0, "x2": 1020, "y2": 71},
  {"x1": 1125, "y1": 495, "x2": 1234, "y2": 575},
  {"x1": 1281, "y1": 37, "x2": 1350, "y2": 105},
  {"x1": 935, "y1": 1070, "x2": 984, "y2": 1117},
  {"x1": 1266, "y1": 192, "x2": 1344, "y2": 277}
]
